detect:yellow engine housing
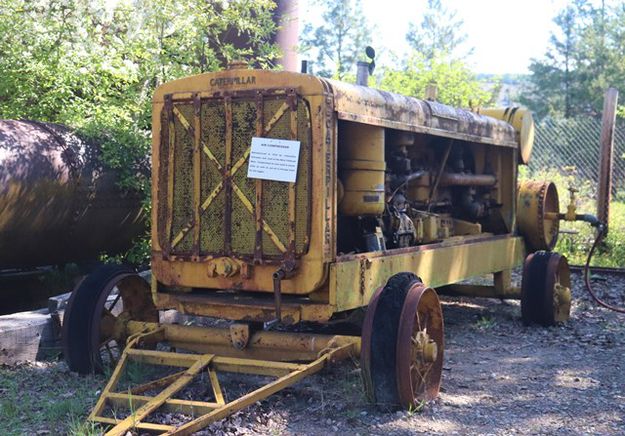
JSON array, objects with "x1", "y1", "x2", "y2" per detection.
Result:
[{"x1": 149, "y1": 67, "x2": 539, "y2": 323}]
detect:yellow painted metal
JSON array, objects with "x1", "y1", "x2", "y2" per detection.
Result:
[
  {"x1": 162, "y1": 344, "x2": 353, "y2": 436},
  {"x1": 563, "y1": 186, "x2": 579, "y2": 221},
  {"x1": 339, "y1": 160, "x2": 386, "y2": 216},
  {"x1": 517, "y1": 180, "x2": 560, "y2": 251},
  {"x1": 255, "y1": 96, "x2": 264, "y2": 259},
  {"x1": 151, "y1": 67, "x2": 526, "y2": 318},
  {"x1": 105, "y1": 355, "x2": 214, "y2": 435},
  {"x1": 167, "y1": 100, "x2": 287, "y2": 252},
  {"x1": 193, "y1": 93, "x2": 202, "y2": 255},
  {"x1": 329, "y1": 235, "x2": 527, "y2": 313},
  {"x1": 327, "y1": 79, "x2": 518, "y2": 147},
  {"x1": 208, "y1": 369, "x2": 225, "y2": 405},
  {"x1": 125, "y1": 321, "x2": 361, "y2": 361},
  {"x1": 164, "y1": 96, "x2": 176, "y2": 253},
  {"x1": 494, "y1": 269, "x2": 513, "y2": 294},
  {"x1": 93, "y1": 417, "x2": 175, "y2": 432},
  {"x1": 105, "y1": 392, "x2": 219, "y2": 416},
  {"x1": 89, "y1": 328, "x2": 164, "y2": 424},
  {"x1": 151, "y1": 70, "x2": 332, "y2": 295},
  {"x1": 439, "y1": 284, "x2": 522, "y2": 299},
  {"x1": 229, "y1": 323, "x2": 250, "y2": 350},
  {"x1": 129, "y1": 370, "x2": 187, "y2": 395},
  {"x1": 88, "y1": 323, "x2": 359, "y2": 435},
  {"x1": 478, "y1": 107, "x2": 535, "y2": 164},
  {"x1": 338, "y1": 122, "x2": 386, "y2": 216},
  {"x1": 152, "y1": 236, "x2": 528, "y2": 323},
  {"x1": 153, "y1": 291, "x2": 334, "y2": 325},
  {"x1": 90, "y1": 65, "x2": 543, "y2": 433}
]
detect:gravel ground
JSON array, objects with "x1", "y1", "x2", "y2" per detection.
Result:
[
  {"x1": 194, "y1": 270, "x2": 625, "y2": 436},
  {"x1": 1, "y1": 270, "x2": 624, "y2": 435}
]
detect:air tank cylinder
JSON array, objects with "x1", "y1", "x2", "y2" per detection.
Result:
[
  {"x1": 478, "y1": 107, "x2": 535, "y2": 164},
  {"x1": 338, "y1": 122, "x2": 385, "y2": 216},
  {"x1": 0, "y1": 120, "x2": 145, "y2": 268}
]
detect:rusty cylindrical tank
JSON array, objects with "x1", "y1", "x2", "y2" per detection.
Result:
[
  {"x1": 517, "y1": 180, "x2": 560, "y2": 252},
  {"x1": 0, "y1": 120, "x2": 145, "y2": 268}
]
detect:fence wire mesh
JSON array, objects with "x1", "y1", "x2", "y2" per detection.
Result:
[
  {"x1": 524, "y1": 116, "x2": 625, "y2": 267},
  {"x1": 528, "y1": 117, "x2": 625, "y2": 197}
]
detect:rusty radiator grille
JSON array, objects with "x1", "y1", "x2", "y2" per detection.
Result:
[{"x1": 158, "y1": 92, "x2": 311, "y2": 262}]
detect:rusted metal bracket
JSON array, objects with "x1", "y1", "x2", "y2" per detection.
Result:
[{"x1": 267, "y1": 260, "x2": 298, "y2": 327}]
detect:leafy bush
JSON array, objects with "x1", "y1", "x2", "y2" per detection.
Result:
[
  {"x1": 0, "y1": 0, "x2": 280, "y2": 264},
  {"x1": 377, "y1": 51, "x2": 497, "y2": 108}
]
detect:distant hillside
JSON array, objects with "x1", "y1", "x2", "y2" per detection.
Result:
[{"x1": 477, "y1": 73, "x2": 530, "y2": 106}]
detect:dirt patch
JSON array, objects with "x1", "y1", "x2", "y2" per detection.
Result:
[{"x1": 1, "y1": 270, "x2": 624, "y2": 435}]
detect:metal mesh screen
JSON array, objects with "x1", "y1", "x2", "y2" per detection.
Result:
[
  {"x1": 200, "y1": 101, "x2": 226, "y2": 254},
  {"x1": 231, "y1": 99, "x2": 260, "y2": 256},
  {"x1": 158, "y1": 93, "x2": 312, "y2": 262},
  {"x1": 171, "y1": 104, "x2": 195, "y2": 252}
]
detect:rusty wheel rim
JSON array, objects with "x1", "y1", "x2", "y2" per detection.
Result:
[
  {"x1": 541, "y1": 182, "x2": 560, "y2": 250},
  {"x1": 91, "y1": 274, "x2": 157, "y2": 371},
  {"x1": 396, "y1": 283, "x2": 444, "y2": 406},
  {"x1": 521, "y1": 251, "x2": 571, "y2": 326},
  {"x1": 545, "y1": 254, "x2": 571, "y2": 324}
]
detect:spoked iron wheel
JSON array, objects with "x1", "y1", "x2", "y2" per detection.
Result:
[
  {"x1": 62, "y1": 264, "x2": 158, "y2": 374},
  {"x1": 396, "y1": 283, "x2": 444, "y2": 405},
  {"x1": 521, "y1": 251, "x2": 572, "y2": 326},
  {"x1": 361, "y1": 272, "x2": 444, "y2": 408}
]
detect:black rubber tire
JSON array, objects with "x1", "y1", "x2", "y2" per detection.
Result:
[
  {"x1": 365, "y1": 272, "x2": 420, "y2": 406},
  {"x1": 521, "y1": 251, "x2": 569, "y2": 326},
  {"x1": 62, "y1": 264, "x2": 136, "y2": 374}
]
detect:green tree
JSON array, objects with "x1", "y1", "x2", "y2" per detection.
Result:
[
  {"x1": 300, "y1": 0, "x2": 370, "y2": 80},
  {"x1": 405, "y1": 0, "x2": 471, "y2": 61},
  {"x1": 521, "y1": 0, "x2": 625, "y2": 118},
  {"x1": 378, "y1": 52, "x2": 494, "y2": 108},
  {"x1": 0, "y1": 0, "x2": 279, "y2": 192},
  {"x1": 0, "y1": 0, "x2": 279, "y2": 262}
]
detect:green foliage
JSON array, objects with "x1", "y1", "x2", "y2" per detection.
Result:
[
  {"x1": 474, "y1": 315, "x2": 496, "y2": 330},
  {"x1": 377, "y1": 52, "x2": 496, "y2": 107},
  {"x1": 300, "y1": 0, "x2": 371, "y2": 80},
  {"x1": 521, "y1": 0, "x2": 625, "y2": 118},
  {"x1": 0, "y1": 364, "x2": 104, "y2": 435},
  {"x1": 0, "y1": 0, "x2": 279, "y2": 263},
  {"x1": 376, "y1": 1, "x2": 493, "y2": 107},
  {"x1": 405, "y1": 0, "x2": 471, "y2": 61}
]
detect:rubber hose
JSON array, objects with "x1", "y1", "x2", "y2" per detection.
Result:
[{"x1": 584, "y1": 225, "x2": 625, "y2": 313}]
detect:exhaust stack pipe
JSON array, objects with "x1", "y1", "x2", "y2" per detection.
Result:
[{"x1": 356, "y1": 61, "x2": 369, "y2": 86}]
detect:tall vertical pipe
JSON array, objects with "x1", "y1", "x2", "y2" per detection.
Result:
[
  {"x1": 598, "y1": 88, "x2": 618, "y2": 232},
  {"x1": 274, "y1": 0, "x2": 300, "y2": 72}
]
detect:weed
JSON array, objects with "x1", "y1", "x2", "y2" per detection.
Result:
[
  {"x1": 0, "y1": 364, "x2": 105, "y2": 435},
  {"x1": 46, "y1": 397, "x2": 86, "y2": 421},
  {"x1": 0, "y1": 398, "x2": 18, "y2": 420},
  {"x1": 406, "y1": 400, "x2": 426, "y2": 416},
  {"x1": 474, "y1": 315, "x2": 496, "y2": 329},
  {"x1": 67, "y1": 418, "x2": 102, "y2": 436}
]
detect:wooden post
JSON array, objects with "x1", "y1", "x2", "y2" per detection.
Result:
[{"x1": 597, "y1": 88, "x2": 618, "y2": 233}]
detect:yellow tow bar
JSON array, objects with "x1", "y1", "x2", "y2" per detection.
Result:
[{"x1": 89, "y1": 323, "x2": 360, "y2": 435}]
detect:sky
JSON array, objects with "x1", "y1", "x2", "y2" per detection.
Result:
[{"x1": 302, "y1": 0, "x2": 569, "y2": 75}]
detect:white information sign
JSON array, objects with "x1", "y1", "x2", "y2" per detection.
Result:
[{"x1": 247, "y1": 137, "x2": 301, "y2": 183}]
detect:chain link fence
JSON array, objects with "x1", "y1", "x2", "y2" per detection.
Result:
[
  {"x1": 528, "y1": 117, "x2": 625, "y2": 197},
  {"x1": 524, "y1": 117, "x2": 625, "y2": 266}
]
